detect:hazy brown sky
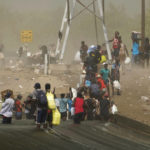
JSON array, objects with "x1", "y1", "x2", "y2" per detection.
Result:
[
  {"x1": 1, "y1": 0, "x2": 149, "y2": 15},
  {"x1": 0, "y1": 0, "x2": 149, "y2": 60}
]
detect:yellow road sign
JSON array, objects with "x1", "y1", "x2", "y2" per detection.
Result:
[{"x1": 21, "y1": 30, "x2": 32, "y2": 42}]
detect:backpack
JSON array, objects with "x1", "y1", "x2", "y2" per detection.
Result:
[
  {"x1": 46, "y1": 92, "x2": 56, "y2": 109},
  {"x1": 36, "y1": 90, "x2": 47, "y2": 107}
]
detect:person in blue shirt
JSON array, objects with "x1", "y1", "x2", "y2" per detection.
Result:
[
  {"x1": 58, "y1": 94, "x2": 68, "y2": 121},
  {"x1": 131, "y1": 39, "x2": 139, "y2": 65}
]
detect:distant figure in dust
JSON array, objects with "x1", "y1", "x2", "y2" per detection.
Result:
[
  {"x1": 0, "y1": 92, "x2": 14, "y2": 124},
  {"x1": 118, "y1": 36, "x2": 129, "y2": 73},
  {"x1": 131, "y1": 39, "x2": 139, "y2": 65},
  {"x1": 0, "y1": 44, "x2": 5, "y2": 68},
  {"x1": 144, "y1": 38, "x2": 150, "y2": 68},
  {"x1": 17, "y1": 46, "x2": 23, "y2": 57},
  {"x1": 80, "y1": 41, "x2": 88, "y2": 62},
  {"x1": 108, "y1": 31, "x2": 120, "y2": 61}
]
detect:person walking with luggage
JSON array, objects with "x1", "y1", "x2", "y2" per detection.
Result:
[
  {"x1": 80, "y1": 41, "x2": 88, "y2": 62},
  {"x1": 33, "y1": 83, "x2": 48, "y2": 129},
  {"x1": 118, "y1": 36, "x2": 129, "y2": 74},
  {"x1": 144, "y1": 38, "x2": 150, "y2": 67},
  {"x1": 110, "y1": 60, "x2": 121, "y2": 96},
  {"x1": 45, "y1": 83, "x2": 55, "y2": 129}
]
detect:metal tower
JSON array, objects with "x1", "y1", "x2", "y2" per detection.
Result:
[{"x1": 56, "y1": 0, "x2": 112, "y2": 61}]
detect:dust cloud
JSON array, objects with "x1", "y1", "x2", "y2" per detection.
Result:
[{"x1": 0, "y1": 0, "x2": 149, "y2": 63}]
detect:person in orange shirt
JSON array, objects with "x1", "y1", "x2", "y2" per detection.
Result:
[{"x1": 96, "y1": 74, "x2": 107, "y2": 93}]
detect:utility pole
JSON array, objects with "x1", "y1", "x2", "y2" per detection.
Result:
[
  {"x1": 93, "y1": 0, "x2": 98, "y2": 45},
  {"x1": 102, "y1": 0, "x2": 105, "y2": 23},
  {"x1": 141, "y1": 0, "x2": 145, "y2": 51},
  {"x1": 67, "y1": 0, "x2": 70, "y2": 24}
]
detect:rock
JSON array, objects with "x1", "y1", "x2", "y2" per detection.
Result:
[
  {"x1": 19, "y1": 85, "x2": 23, "y2": 89},
  {"x1": 141, "y1": 96, "x2": 149, "y2": 102},
  {"x1": 34, "y1": 69, "x2": 40, "y2": 74}
]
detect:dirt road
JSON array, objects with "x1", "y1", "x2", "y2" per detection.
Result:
[{"x1": 0, "y1": 64, "x2": 150, "y2": 126}]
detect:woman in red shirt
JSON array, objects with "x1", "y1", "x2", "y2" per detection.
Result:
[{"x1": 74, "y1": 92, "x2": 84, "y2": 124}]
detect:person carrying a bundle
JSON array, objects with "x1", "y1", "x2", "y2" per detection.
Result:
[
  {"x1": 108, "y1": 31, "x2": 120, "y2": 60},
  {"x1": 0, "y1": 92, "x2": 14, "y2": 124},
  {"x1": 45, "y1": 83, "x2": 56, "y2": 129},
  {"x1": 33, "y1": 83, "x2": 47, "y2": 129},
  {"x1": 110, "y1": 60, "x2": 121, "y2": 96}
]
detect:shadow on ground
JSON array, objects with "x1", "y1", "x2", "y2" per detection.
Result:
[{"x1": 0, "y1": 115, "x2": 150, "y2": 150}]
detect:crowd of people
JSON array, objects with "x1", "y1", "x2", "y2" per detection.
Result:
[
  {"x1": 0, "y1": 30, "x2": 150, "y2": 131},
  {"x1": 0, "y1": 81, "x2": 117, "y2": 128}
]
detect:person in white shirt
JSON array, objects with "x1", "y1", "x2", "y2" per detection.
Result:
[{"x1": 0, "y1": 92, "x2": 14, "y2": 124}]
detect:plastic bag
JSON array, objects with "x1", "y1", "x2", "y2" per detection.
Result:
[
  {"x1": 124, "y1": 57, "x2": 131, "y2": 64},
  {"x1": 100, "y1": 55, "x2": 107, "y2": 64},
  {"x1": 113, "y1": 80, "x2": 121, "y2": 90},
  {"x1": 74, "y1": 51, "x2": 81, "y2": 62},
  {"x1": 85, "y1": 80, "x2": 91, "y2": 87},
  {"x1": 111, "y1": 104, "x2": 118, "y2": 114},
  {"x1": 47, "y1": 92, "x2": 56, "y2": 109},
  {"x1": 71, "y1": 107, "x2": 75, "y2": 116},
  {"x1": 71, "y1": 88, "x2": 77, "y2": 101},
  {"x1": 52, "y1": 108, "x2": 61, "y2": 125}
]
